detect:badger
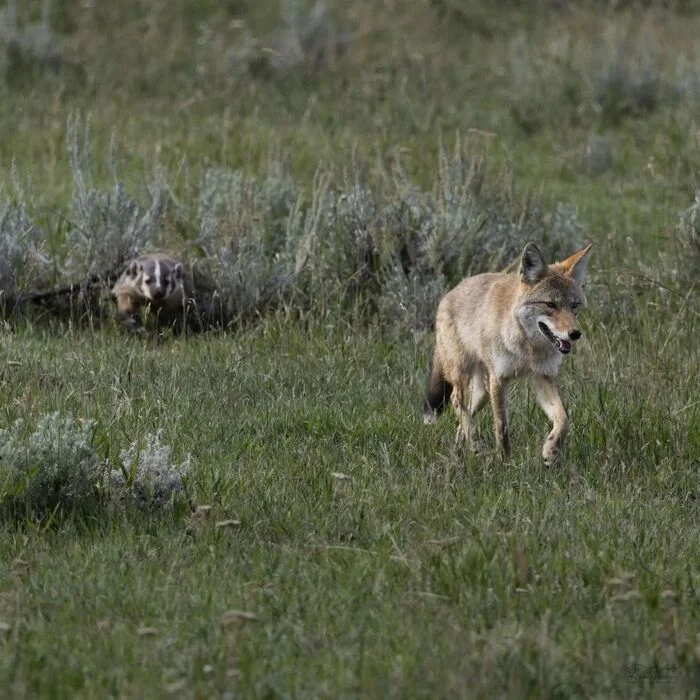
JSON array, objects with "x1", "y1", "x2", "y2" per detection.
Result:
[{"x1": 111, "y1": 253, "x2": 188, "y2": 333}]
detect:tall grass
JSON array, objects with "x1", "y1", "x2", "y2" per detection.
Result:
[{"x1": 0, "y1": 125, "x2": 585, "y2": 330}]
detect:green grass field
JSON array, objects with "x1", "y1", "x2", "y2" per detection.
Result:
[{"x1": 1, "y1": 1, "x2": 699, "y2": 697}]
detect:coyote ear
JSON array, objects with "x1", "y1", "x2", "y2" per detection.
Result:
[
  {"x1": 519, "y1": 242, "x2": 547, "y2": 285},
  {"x1": 557, "y1": 244, "x2": 593, "y2": 285}
]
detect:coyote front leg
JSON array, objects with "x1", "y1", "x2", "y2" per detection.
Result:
[
  {"x1": 534, "y1": 375, "x2": 569, "y2": 465},
  {"x1": 489, "y1": 375, "x2": 510, "y2": 457}
]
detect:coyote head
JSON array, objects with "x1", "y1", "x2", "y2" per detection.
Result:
[{"x1": 516, "y1": 242, "x2": 593, "y2": 355}]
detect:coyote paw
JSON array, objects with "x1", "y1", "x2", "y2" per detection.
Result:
[
  {"x1": 470, "y1": 437, "x2": 490, "y2": 455},
  {"x1": 542, "y1": 439, "x2": 562, "y2": 466},
  {"x1": 423, "y1": 410, "x2": 437, "y2": 425}
]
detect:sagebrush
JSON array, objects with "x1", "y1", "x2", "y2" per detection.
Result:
[{"x1": 0, "y1": 125, "x2": 586, "y2": 331}]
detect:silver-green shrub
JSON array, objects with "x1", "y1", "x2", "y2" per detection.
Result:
[
  {"x1": 111, "y1": 431, "x2": 191, "y2": 511},
  {"x1": 0, "y1": 192, "x2": 51, "y2": 304},
  {"x1": 63, "y1": 116, "x2": 168, "y2": 277},
  {"x1": 0, "y1": 123, "x2": 587, "y2": 330},
  {"x1": 0, "y1": 412, "x2": 101, "y2": 517},
  {"x1": 674, "y1": 190, "x2": 700, "y2": 283},
  {"x1": 0, "y1": 0, "x2": 65, "y2": 83},
  {"x1": 227, "y1": 0, "x2": 353, "y2": 79},
  {"x1": 194, "y1": 163, "x2": 310, "y2": 322}
]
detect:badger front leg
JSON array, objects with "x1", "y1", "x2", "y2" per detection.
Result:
[
  {"x1": 115, "y1": 294, "x2": 144, "y2": 334},
  {"x1": 534, "y1": 375, "x2": 569, "y2": 466}
]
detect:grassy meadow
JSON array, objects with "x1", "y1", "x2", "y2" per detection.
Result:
[{"x1": 0, "y1": 0, "x2": 699, "y2": 697}]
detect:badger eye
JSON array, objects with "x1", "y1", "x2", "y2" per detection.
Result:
[{"x1": 144, "y1": 277, "x2": 153, "y2": 284}]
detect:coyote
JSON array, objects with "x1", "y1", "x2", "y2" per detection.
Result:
[{"x1": 423, "y1": 242, "x2": 592, "y2": 465}]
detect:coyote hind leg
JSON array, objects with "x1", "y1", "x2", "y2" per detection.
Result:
[
  {"x1": 452, "y1": 372, "x2": 490, "y2": 453},
  {"x1": 467, "y1": 370, "x2": 490, "y2": 453},
  {"x1": 452, "y1": 375, "x2": 472, "y2": 446}
]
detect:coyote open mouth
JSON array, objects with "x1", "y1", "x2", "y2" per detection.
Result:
[{"x1": 538, "y1": 322, "x2": 572, "y2": 354}]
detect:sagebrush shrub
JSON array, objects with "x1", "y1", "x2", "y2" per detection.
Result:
[
  {"x1": 63, "y1": 116, "x2": 168, "y2": 278},
  {"x1": 374, "y1": 145, "x2": 585, "y2": 329},
  {"x1": 675, "y1": 190, "x2": 700, "y2": 283},
  {"x1": 591, "y1": 30, "x2": 661, "y2": 123},
  {"x1": 0, "y1": 412, "x2": 101, "y2": 518},
  {"x1": 111, "y1": 431, "x2": 191, "y2": 511},
  {"x1": 0, "y1": 193, "x2": 51, "y2": 305},
  {"x1": 0, "y1": 412, "x2": 196, "y2": 521},
  {"x1": 0, "y1": 0, "x2": 65, "y2": 85},
  {"x1": 227, "y1": 0, "x2": 353, "y2": 79},
  {"x1": 505, "y1": 22, "x2": 700, "y2": 133},
  {"x1": 272, "y1": 0, "x2": 353, "y2": 73},
  {"x1": 0, "y1": 123, "x2": 586, "y2": 330},
  {"x1": 581, "y1": 135, "x2": 614, "y2": 176},
  {"x1": 193, "y1": 163, "x2": 306, "y2": 323}
]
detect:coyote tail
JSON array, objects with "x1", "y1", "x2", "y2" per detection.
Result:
[{"x1": 423, "y1": 358, "x2": 452, "y2": 423}]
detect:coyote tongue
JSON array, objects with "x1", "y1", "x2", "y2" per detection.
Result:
[
  {"x1": 555, "y1": 337, "x2": 572, "y2": 354},
  {"x1": 538, "y1": 322, "x2": 572, "y2": 355}
]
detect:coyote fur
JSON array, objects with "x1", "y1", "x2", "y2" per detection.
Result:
[{"x1": 424, "y1": 242, "x2": 593, "y2": 465}]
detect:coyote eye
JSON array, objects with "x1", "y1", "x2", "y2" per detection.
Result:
[
  {"x1": 572, "y1": 302, "x2": 580, "y2": 311},
  {"x1": 544, "y1": 301, "x2": 556, "y2": 309}
]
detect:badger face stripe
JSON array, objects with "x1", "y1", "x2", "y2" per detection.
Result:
[
  {"x1": 154, "y1": 259, "x2": 162, "y2": 294},
  {"x1": 116, "y1": 255, "x2": 185, "y2": 309},
  {"x1": 140, "y1": 260, "x2": 154, "y2": 299}
]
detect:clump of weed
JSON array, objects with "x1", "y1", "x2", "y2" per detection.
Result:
[
  {"x1": 0, "y1": 124, "x2": 585, "y2": 332},
  {"x1": 0, "y1": 170, "x2": 52, "y2": 311},
  {"x1": 228, "y1": 0, "x2": 353, "y2": 80},
  {"x1": 0, "y1": 411, "x2": 196, "y2": 522},
  {"x1": 506, "y1": 34, "x2": 582, "y2": 135},
  {"x1": 0, "y1": 412, "x2": 102, "y2": 520},
  {"x1": 591, "y1": 28, "x2": 661, "y2": 124},
  {"x1": 506, "y1": 21, "x2": 700, "y2": 133},
  {"x1": 192, "y1": 162, "x2": 310, "y2": 325},
  {"x1": 303, "y1": 180, "x2": 381, "y2": 306},
  {"x1": 674, "y1": 190, "x2": 700, "y2": 284},
  {"x1": 376, "y1": 142, "x2": 585, "y2": 330},
  {"x1": 271, "y1": 0, "x2": 353, "y2": 73},
  {"x1": 0, "y1": 0, "x2": 83, "y2": 88},
  {"x1": 581, "y1": 134, "x2": 614, "y2": 176},
  {"x1": 63, "y1": 115, "x2": 169, "y2": 278},
  {"x1": 110, "y1": 431, "x2": 192, "y2": 512}
]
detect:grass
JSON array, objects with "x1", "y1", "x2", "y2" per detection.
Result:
[
  {"x1": 1, "y1": 312, "x2": 698, "y2": 697},
  {"x1": 0, "y1": 0, "x2": 699, "y2": 697}
]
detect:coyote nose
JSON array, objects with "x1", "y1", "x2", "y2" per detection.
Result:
[{"x1": 569, "y1": 329, "x2": 582, "y2": 341}]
